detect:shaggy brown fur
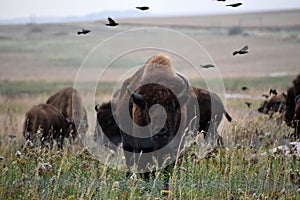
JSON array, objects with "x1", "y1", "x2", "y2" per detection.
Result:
[
  {"x1": 294, "y1": 99, "x2": 300, "y2": 139},
  {"x1": 190, "y1": 87, "x2": 232, "y2": 136},
  {"x1": 23, "y1": 104, "x2": 76, "y2": 148},
  {"x1": 46, "y1": 87, "x2": 88, "y2": 141},
  {"x1": 285, "y1": 86, "x2": 295, "y2": 126},
  {"x1": 114, "y1": 54, "x2": 191, "y2": 190},
  {"x1": 258, "y1": 93, "x2": 286, "y2": 120},
  {"x1": 94, "y1": 101, "x2": 121, "y2": 150}
]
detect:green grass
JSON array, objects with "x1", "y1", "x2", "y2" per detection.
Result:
[{"x1": 0, "y1": 92, "x2": 299, "y2": 199}]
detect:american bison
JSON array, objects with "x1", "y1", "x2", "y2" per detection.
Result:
[
  {"x1": 46, "y1": 87, "x2": 88, "y2": 144},
  {"x1": 94, "y1": 101, "x2": 121, "y2": 150},
  {"x1": 23, "y1": 104, "x2": 76, "y2": 148},
  {"x1": 113, "y1": 54, "x2": 194, "y2": 189},
  {"x1": 190, "y1": 86, "x2": 231, "y2": 144},
  {"x1": 258, "y1": 92, "x2": 287, "y2": 120},
  {"x1": 285, "y1": 86, "x2": 296, "y2": 127}
]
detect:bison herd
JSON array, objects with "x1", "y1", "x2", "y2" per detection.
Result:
[{"x1": 21, "y1": 54, "x2": 300, "y2": 190}]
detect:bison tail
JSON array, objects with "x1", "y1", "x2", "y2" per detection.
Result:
[{"x1": 225, "y1": 112, "x2": 232, "y2": 122}]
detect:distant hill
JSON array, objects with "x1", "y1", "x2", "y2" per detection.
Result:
[{"x1": 0, "y1": 10, "x2": 151, "y2": 24}]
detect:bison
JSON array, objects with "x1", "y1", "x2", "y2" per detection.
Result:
[
  {"x1": 23, "y1": 104, "x2": 76, "y2": 148},
  {"x1": 292, "y1": 74, "x2": 300, "y2": 139},
  {"x1": 285, "y1": 87, "x2": 296, "y2": 127},
  {"x1": 94, "y1": 101, "x2": 121, "y2": 150},
  {"x1": 258, "y1": 92, "x2": 287, "y2": 121},
  {"x1": 46, "y1": 87, "x2": 88, "y2": 144},
  {"x1": 113, "y1": 54, "x2": 195, "y2": 189}
]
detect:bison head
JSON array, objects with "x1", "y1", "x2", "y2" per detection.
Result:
[
  {"x1": 94, "y1": 102, "x2": 122, "y2": 150},
  {"x1": 126, "y1": 73, "x2": 190, "y2": 151}
]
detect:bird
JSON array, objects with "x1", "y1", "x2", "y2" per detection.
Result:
[
  {"x1": 77, "y1": 29, "x2": 91, "y2": 35},
  {"x1": 217, "y1": 0, "x2": 226, "y2": 1},
  {"x1": 200, "y1": 64, "x2": 215, "y2": 69},
  {"x1": 233, "y1": 45, "x2": 249, "y2": 56},
  {"x1": 269, "y1": 89, "x2": 278, "y2": 96},
  {"x1": 136, "y1": 6, "x2": 149, "y2": 11},
  {"x1": 226, "y1": 3, "x2": 242, "y2": 7},
  {"x1": 106, "y1": 17, "x2": 119, "y2": 26},
  {"x1": 241, "y1": 86, "x2": 248, "y2": 91},
  {"x1": 262, "y1": 94, "x2": 269, "y2": 99},
  {"x1": 245, "y1": 102, "x2": 251, "y2": 108}
]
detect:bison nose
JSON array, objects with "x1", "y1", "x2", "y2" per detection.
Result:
[{"x1": 154, "y1": 126, "x2": 168, "y2": 135}]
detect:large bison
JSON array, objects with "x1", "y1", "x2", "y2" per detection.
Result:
[
  {"x1": 285, "y1": 87, "x2": 295, "y2": 127},
  {"x1": 46, "y1": 87, "x2": 88, "y2": 144},
  {"x1": 258, "y1": 92, "x2": 287, "y2": 120},
  {"x1": 23, "y1": 104, "x2": 76, "y2": 148},
  {"x1": 113, "y1": 54, "x2": 194, "y2": 189},
  {"x1": 190, "y1": 86, "x2": 232, "y2": 143}
]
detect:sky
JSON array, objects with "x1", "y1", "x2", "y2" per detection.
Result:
[{"x1": 1, "y1": 0, "x2": 300, "y2": 21}]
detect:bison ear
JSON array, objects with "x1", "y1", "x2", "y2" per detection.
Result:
[{"x1": 95, "y1": 104, "x2": 100, "y2": 112}]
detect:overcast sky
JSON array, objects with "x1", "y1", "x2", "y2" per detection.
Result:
[{"x1": 1, "y1": 0, "x2": 300, "y2": 20}]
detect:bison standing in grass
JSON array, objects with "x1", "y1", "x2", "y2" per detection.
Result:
[
  {"x1": 113, "y1": 54, "x2": 194, "y2": 189},
  {"x1": 258, "y1": 92, "x2": 287, "y2": 122},
  {"x1": 46, "y1": 87, "x2": 88, "y2": 145},
  {"x1": 23, "y1": 104, "x2": 76, "y2": 149}
]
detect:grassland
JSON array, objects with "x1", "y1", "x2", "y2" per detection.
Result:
[{"x1": 0, "y1": 9, "x2": 300, "y2": 199}]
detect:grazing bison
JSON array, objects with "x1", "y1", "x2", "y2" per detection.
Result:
[
  {"x1": 94, "y1": 101, "x2": 121, "y2": 150},
  {"x1": 258, "y1": 92, "x2": 287, "y2": 120},
  {"x1": 23, "y1": 104, "x2": 76, "y2": 148},
  {"x1": 190, "y1": 86, "x2": 232, "y2": 144},
  {"x1": 46, "y1": 87, "x2": 88, "y2": 144},
  {"x1": 292, "y1": 74, "x2": 300, "y2": 138},
  {"x1": 113, "y1": 54, "x2": 194, "y2": 189}
]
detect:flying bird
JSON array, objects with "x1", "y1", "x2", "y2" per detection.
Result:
[
  {"x1": 262, "y1": 94, "x2": 269, "y2": 99},
  {"x1": 233, "y1": 45, "x2": 249, "y2": 56},
  {"x1": 217, "y1": 0, "x2": 226, "y2": 1},
  {"x1": 106, "y1": 17, "x2": 119, "y2": 26},
  {"x1": 241, "y1": 86, "x2": 248, "y2": 91},
  {"x1": 269, "y1": 89, "x2": 278, "y2": 96},
  {"x1": 245, "y1": 102, "x2": 251, "y2": 108},
  {"x1": 226, "y1": 3, "x2": 242, "y2": 7},
  {"x1": 77, "y1": 29, "x2": 91, "y2": 35},
  {"x1": 136, "y1": 6, "x2": 149, "y2": 11},
  {"x1": 200, "y1": 64, "x2": 215, "y2": 69}
]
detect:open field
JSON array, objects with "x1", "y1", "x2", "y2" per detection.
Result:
[{"x1": 0, "y1": 9, "x2": 300, "y2": 199}]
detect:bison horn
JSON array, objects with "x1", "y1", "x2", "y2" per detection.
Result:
[
  {"x1": 176, "y1": 73, "x2": 189, "y2": 99},
  {"x1": 127, "y1": 85, "x2": 144, "y2": 101}
]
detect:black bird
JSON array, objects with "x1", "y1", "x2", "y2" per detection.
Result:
[
  {"x1": 241, "y1": 86, "x2": 248, "y2": 91},
  {"x1": 262, "y1": 94, "x2": 269, "y2": 99},
  {"x1": 233, "y1": 45, "x2": 249, "y2": 56},
  {"x1": 77, "y1": 29, "x2": 91, "y2": 35},
  {"x1": 200, "y1": 64, "x2": 215, "y2": 69},
  {"x1": 106, "y1": 17, "x2": 119, "y2": 26},
  {"x1": 217, "y1": 0, "x2": 226, "y2": 1},
  {"x1": 226, "y1": 3, "x2": 242, "y2": 7},
  {"x1": 245, "y1": 102, "x2": 251, "y2": 108},
  {"x1": 136, "y1": 6, "x2": 149, "y2": 11},
  {"x1": 269, "y1": 89, "x2": 278, "y2": 96}
]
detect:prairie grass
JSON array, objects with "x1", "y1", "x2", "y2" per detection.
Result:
[{"x1": 0, "y1": 86, "x2": 299, "y2": 200}]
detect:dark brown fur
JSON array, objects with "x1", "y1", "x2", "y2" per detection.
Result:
[
  {"x1": 23, "y1": 104, "x2": 76, "y2": 148},
  {"x1": 46, "y1": 87, "x2": 88, "y2": 142},
  {"x1": 285, "y1": 87, "x2": 295, "y2": 126},
  {"x1": 94, "y1": 102, "x2": 121, "y2": 150},
  {"x1": 114, "y1": 54, "x2": 191, "y2": 189},
  {"x1": 258, "y1": 93, "x2": 286, "y2": 121}
]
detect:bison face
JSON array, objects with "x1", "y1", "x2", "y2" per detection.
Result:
[
  {"x1": 127, "y1": 81, "x2": 189, "y2": 151},
  {"x1": 94, "y1": 102, "x2": 122, "y2": 149}
]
